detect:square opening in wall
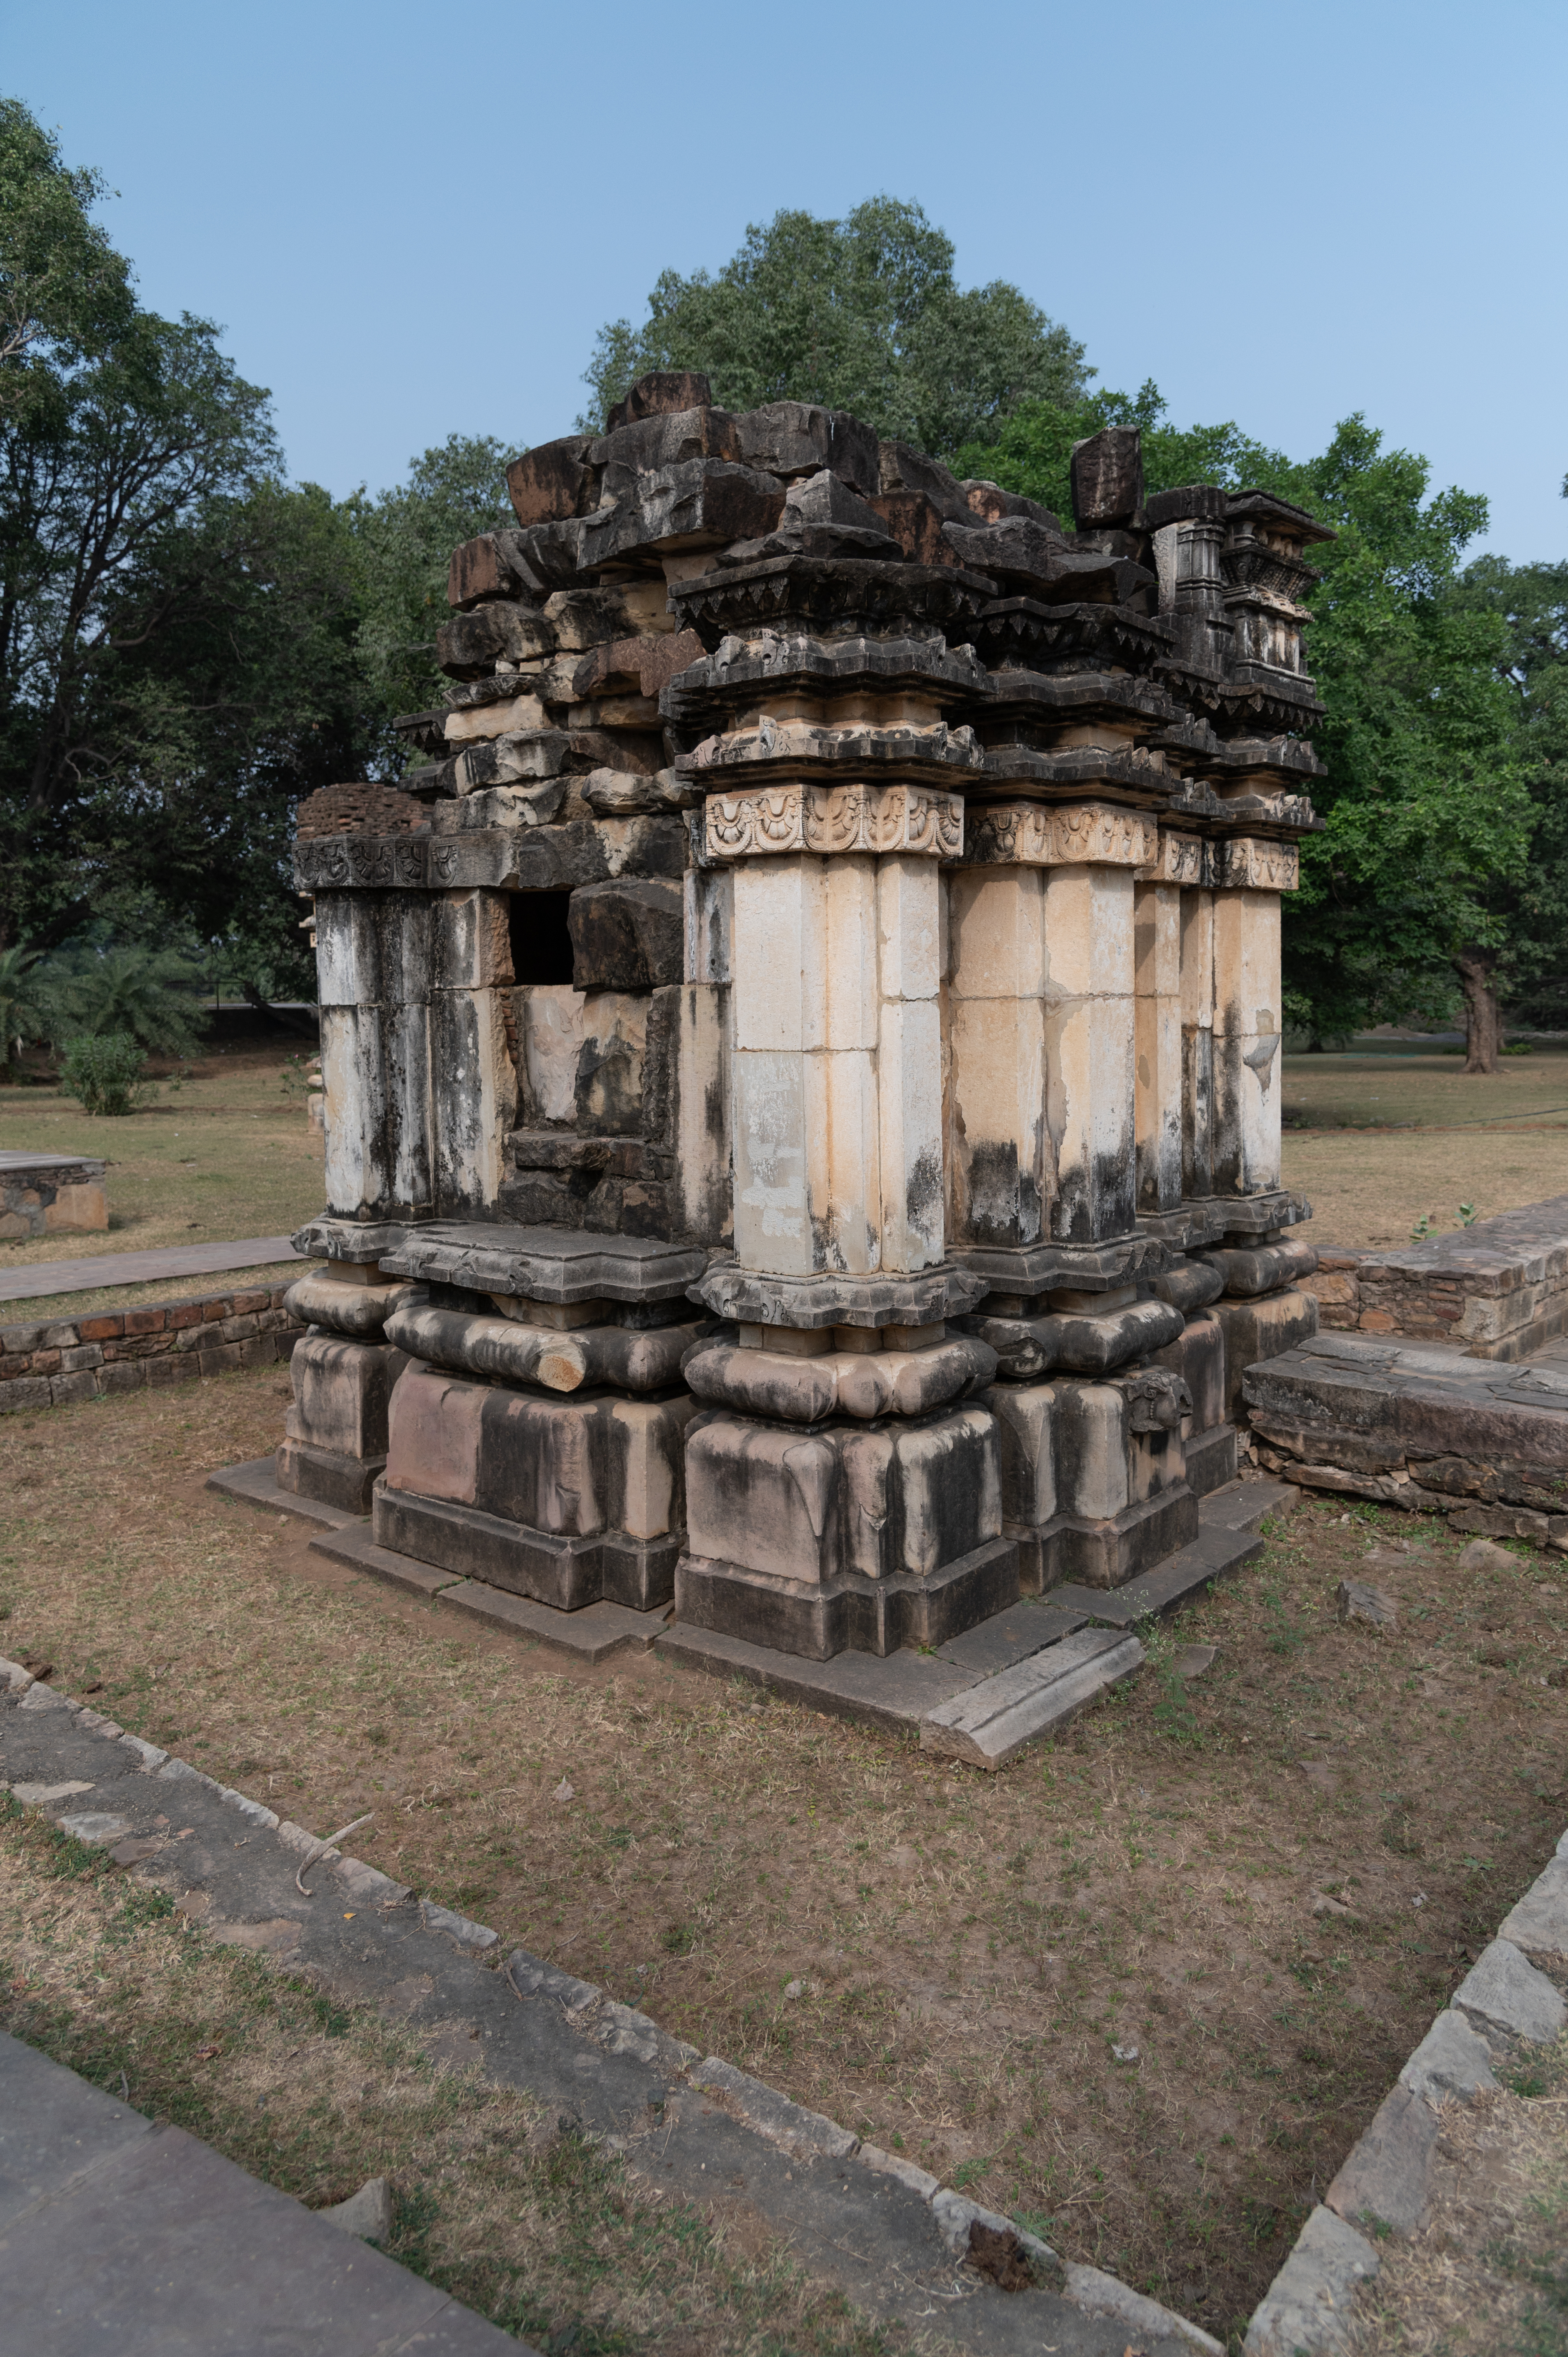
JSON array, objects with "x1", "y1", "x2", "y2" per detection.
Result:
[{"x1": 509, "y1": 889, "x2": 575, "y2": 986}]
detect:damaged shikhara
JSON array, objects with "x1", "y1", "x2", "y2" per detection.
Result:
[{"x1": 277, "y1": 376, "x2": 1327, "y2": 1679}]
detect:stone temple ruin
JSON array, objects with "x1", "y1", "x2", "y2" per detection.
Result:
[{"x1": 274, "y1": 373, "x2": 1330, "y2": 1751}]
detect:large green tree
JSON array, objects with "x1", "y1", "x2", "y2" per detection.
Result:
[
  {"x1": 580, "y1": 197, "x2": 1088, "y2": 454},
  {"x1": 957, "y1": 389, "x2": 1533, "y2": 1067},
  {"x1": 0, "y1": 98, "x2": 373, "y2": 997}
]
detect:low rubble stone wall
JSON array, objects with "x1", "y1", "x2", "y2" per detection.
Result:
[
  {"x1": 0, "y1": 1284, "x2": 303, "y2": 1413},
  {"x1": 1295, "y1": 1197, "x2": 1568, "y2": 1359}
]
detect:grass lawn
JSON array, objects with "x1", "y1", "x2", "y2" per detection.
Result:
[
  {"x1": 0, "y1": 1041, "x2": 323, "y2": 1274},
  {"x1": 2, "y1": 1364, "x2": 1565, "y2": 2345},
  {"x1": 1281, "y1": 1045, "x2": 1568, "y2": 1247}
]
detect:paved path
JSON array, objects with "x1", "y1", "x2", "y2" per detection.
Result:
[
  {"x1": 0, "y1": 1235, "x2": 304, "y2": 1305},
  {"x1": 0, "y1": 2031, "x2": 519, "y2": 2355},
  {"x1": 0, "y1": 1667, "x2": 1216, "y2": 2357}
]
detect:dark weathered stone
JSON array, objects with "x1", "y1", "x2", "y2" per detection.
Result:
[
  {"x1": 959, "y1": 479, "x2": 1063, "y2": 530},
  {"x1": 673, "y1": 1538, "x2": 1021, "y2": 1663},
  {"x1": 733, "y1": 401, "x2": 880, "y2": 494},
  {"x1": 579, "y1": 461, "x2": 786, "y2": 571},
  {"x1": 436, "y1": 602, "x2": 556, "y2": 678},
  {"x1": 447, "y1": 533, "x2": 515, "y2": 609},
  {"x1": 1070, "y1": 429, "x2": 1144, "y2": 527},
  {"x1": 604, "y1": 371, "x2": 713, "y2": 431},
  {"x1": 878, "y1": 440, "x2": 970, "y2": 519},
  {"x1": 568, "y1": 877, "x2": 683, "y2": 990},
  {"x1": 505, "y1": 435, "x2": 593, "y2": 528}
]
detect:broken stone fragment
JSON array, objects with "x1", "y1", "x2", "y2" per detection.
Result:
[
  {"x1": 1070, "y1": 428, "x2": 1144, "y2": 527},
  {"x1": 606, "y1": 370, "x2": 714, "y2": 431},
  {"x1": 581, "y1": 767, "x2": 699, "y2": 816},
  {"x1": 1144, "y1": 483, "x2": 1229, "y2": 529},
  {"x1": 505, "y1": 435, "x2": 594, "y2": 528},
  {"x1": 578, "y1": 461, "x2": 786, "y2": 570},
  {"x1": 590, "y1": 404, "x2": 742, "y2": 499},
  {"x1": 878, "y1": 439, "x2": 971, "y2": 519},
  {"x1": 865, "y1": 489, "x2": 963, "y2": 567},
  {"x1": 1457, "y1": 1538, "x2": 1520, "y2": 1573},
  {"x1": 447, "y1": 532, "x2": 513, "y2": 609},
  {"x1": 941, "y1": 515, "x2": 1152, "y2": 606},
  {"x1": 960, "y1": 478, "x2": 1063, "y2": 531},
  {"x1": 436, "y1": 601, "x2": 556, "y2": 678},
  {"x1": 544, "y1": 581, "x2": 674, "y2": 650},
  {"x1": 732, "y1": 400, "x2": 880, "y2": 494},
  {"x1": 1337, "y1": 1578, "x2": 1397, "y2": 1628}
]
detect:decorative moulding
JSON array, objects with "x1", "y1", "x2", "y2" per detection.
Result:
[
  {"x1": 703, "y1": 781, "x2": 963, "y2": 861},
  {"x1": 962, "y1": 801, "x2": 1158, "y2": 871}
]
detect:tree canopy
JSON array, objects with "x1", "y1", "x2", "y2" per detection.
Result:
[{"x1": 579, "y1": 198, "x2": 1089, "y2": 455}]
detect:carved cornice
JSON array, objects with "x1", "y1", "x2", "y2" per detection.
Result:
[
  {"x1": 962, "y1": 800, "x2": 1158, "y2": 870},
  {"x1": 703, "y1": 781, "x2": 964, "y2": 860},
  {"x1": 1135, "y1": 830, "x2": 1205, "y2": 885},
  {"x1": 1218, "y1": 836, "x2": 1300, "y2": 891}
]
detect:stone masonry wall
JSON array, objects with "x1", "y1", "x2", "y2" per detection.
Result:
[
  {"x1": 0, "y1": 1285, "x2": 303, "y2": 1415},
  {"x1": 1296, "y1": 1196, "x2": 1568, "y2": 1360}
]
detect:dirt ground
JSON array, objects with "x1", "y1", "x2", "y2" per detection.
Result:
[
  {"x1": 3, "y1": 1366, "x2": 1566, "y2": 2346},
  {"x1": 1280, "y1": 1046, "x2": 1568, "y2": 1247},
  {"x1": 0, "y1": 1042, "x2": 323, "y2": 1274}
]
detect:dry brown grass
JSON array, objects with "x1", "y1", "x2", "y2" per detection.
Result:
[
  {"x1": 0, "y1": 1799, "x2": 882, "y2": 2355},
  {"x1": 0, "y1": 1041, "x2": 322, "y2": 1272},
  {"x1": 3, "y1": 1365, "x2": 1566, "y2": 2345},
  {"x1": 1347, "y1": 2050, "x2": 1568, "y2": 2354},
  {"x1": 1280, "y1": 1046, "x2": 1568, "y2": 1247}
]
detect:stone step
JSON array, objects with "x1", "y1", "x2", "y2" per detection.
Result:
[
  {"x1": 654, "y1": 1620, "x2": 980, "y2": 1731},
  {"x1": 1044, "y1": 1513, "x2": 1271, "y2": 1629},
  {"x1": 308, "y1": 1525, "x2": 672, "y2": 1663},
  {"x1": 920, "y1": 1627, "x2": 1145, "y2": 1769},
  {"x1": 207, "y1": 1458, "x2": 361, "y2": 1532},
  {"x1": 1198, "y1": 1476, "x2": 1298, "y2": 1537}
]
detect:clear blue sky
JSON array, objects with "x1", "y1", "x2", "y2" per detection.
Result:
[{"x1": 7, "y1": 0, "x2": 1564, "y2": 562}]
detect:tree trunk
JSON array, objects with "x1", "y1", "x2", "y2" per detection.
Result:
[{"x1": 1454, "y1": 949, "x2": 1503, "y2": 1073}]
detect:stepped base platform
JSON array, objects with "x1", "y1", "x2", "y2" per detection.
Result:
[
  {"x1": 1244, "y1": 1328, "x2": 1568, "y2": 1547},
  {"x1": 206, "y1": 1456, "x2": 361, "y2": 1532},
  {"x1": 208, "y1": 1438, "x2": 1296, "y2": 1763}
]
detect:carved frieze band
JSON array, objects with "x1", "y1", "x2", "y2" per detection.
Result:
[
  {"x1": 703, "y1": 782, "x2": 964, "y2": 861},
  {"x1": 294, "y1": 835, "x2": 461, "y2": 891},
  {"x1": 962, "y1": 801, "x2": 1158, "y2": 870},
  {"x1": 1135, "y1": 830, "x2": 1204, "y2": 886},
  {"x1": 1218, "y1": 836, "x2": 1300, "y2": 891}
]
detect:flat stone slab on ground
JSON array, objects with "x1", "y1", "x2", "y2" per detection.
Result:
[
  {"x1": 1337, "y1": 1578, "x2": 1397, "y2": 1627},
  {"x1": 932, "y1": 1601, "x2": 1089, "y2": 1676},
  {"x1": 1323, "y1": 2083, "x2": 1439, "y2": 2239},
  {"x1": 309, "y1": 1525, "x2": 672, "y2": 1658},
  {"x1": 0, "y1": 2032, "x2": 519, "y2": 2354},
  {"x1": 654, "y1": 1619, "x2": 979, "y2": 1730},
  {"x1": 921, "y1": 1628, "x2": 1144, "y2": 1767},
  {"x1": 0, "y1": 1235, "x2": 304, "y2": 1304},
  {"x1": 208, "y1": 1456, "x2": 362, "y2": 1531},
  {"x1": 1047, "y1": 1515, "x2": 1266, "y2": 1627},
  {"x1": 1451, "y1": 1936, "x2": 1566, "y2": 2044},
  {"x1": 1243, "y1": 2203, "x2": 1379, "y2": 2355}
]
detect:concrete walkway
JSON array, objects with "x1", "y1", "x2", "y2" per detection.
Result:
[
  {"x1": 0, "y1": 1235, "x2": 304, "y2": 1304},
  {"x1": 0, "y1": 2031, "x2": 519, "y2": 2354}
]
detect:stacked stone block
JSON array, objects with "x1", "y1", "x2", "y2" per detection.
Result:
[{"x1": 284, "y1": 374, "x2": 1329, "y2": 1655}]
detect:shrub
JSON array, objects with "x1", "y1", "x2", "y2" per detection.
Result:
[{"x1": 59, "y1": 1032, "x2": 150, "y2": 1116}]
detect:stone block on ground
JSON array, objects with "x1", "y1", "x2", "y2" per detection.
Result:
[
  {"x1": 1337, "y1": 1578, "x2": 1397, "y2": 1628},
  {"x1": 206, "y1": 1457, "x2": 363, "y2": 1532},
  {"x1": 921, "y1": 1627, "x2": 1143, "y2": 1767},
  {"x1": 1397, "y1": 2008, "x2": 1497, "y2": 2103},
  {"x1": 1451, "y1": 1936, "x2": 1566, "y2": 2044},
  {"x1": 1323, "y1": 2084, "x2": 1439, "y2": 2238},
  {"x1": 1243, "y1": 2203, "x2": 1378, "y2": 2354}
]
